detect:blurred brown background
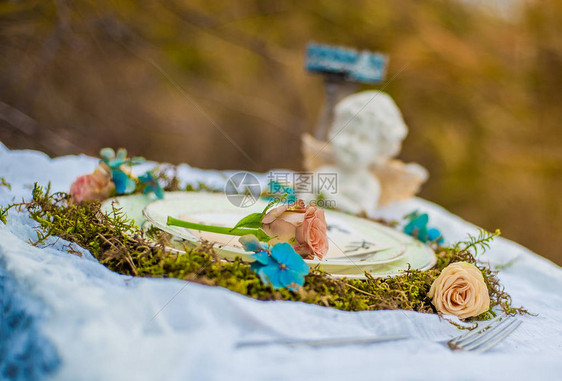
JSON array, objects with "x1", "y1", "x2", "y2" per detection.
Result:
[{"x1": 1, "y1": 0, "x2": 561, "y2": 264}]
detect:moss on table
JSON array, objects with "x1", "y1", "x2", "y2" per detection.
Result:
[{"x1": 1, "y1": 183, "x2": 525, "y2": 320}]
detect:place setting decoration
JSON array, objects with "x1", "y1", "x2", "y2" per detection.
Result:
[{"x1": 0, "y1": 142, "x2": 528, "y2": 331}]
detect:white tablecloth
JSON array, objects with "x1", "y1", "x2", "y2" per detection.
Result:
[{"x1": 1, "y1": 142, "x2": 561, "y2": 381}]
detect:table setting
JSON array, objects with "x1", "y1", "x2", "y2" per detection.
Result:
[
  {"x1": 3, "y1": 0, "x2": 562, "y2": 377},
  {"x1": 3, "y1": 35, "x2": 562, "y2": 381},
  {"x1": 2, "y1": 141, "x2": 562, "y2": 380}
]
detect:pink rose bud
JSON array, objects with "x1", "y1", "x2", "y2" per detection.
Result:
[
  {"x1": 262, "y1": 200, "x2": 329, "y2": 260},
  {"x1": 69, "y1": 163, "x2": 115, "y2": 203}
]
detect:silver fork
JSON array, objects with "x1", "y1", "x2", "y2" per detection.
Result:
[
  {"x1": 445, "y1": 314, "x2": 522, "y2": 352},
  {"x1": 236, "y1": 315, "x2": 521, "y2": 353}
]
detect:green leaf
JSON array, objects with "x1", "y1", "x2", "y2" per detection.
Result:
[
  {"x1": 0, "y1": 177, "x2": 11, "y2": 190},
  {"x1": 231, "y1": 193, "x2": 289, "y2": 231},
  {"x1": 253, "y1": 229, "x2": 272, "y2": 242},
  {"x1": 261, "y1": 193, "x2": 288, "y2": 215},
  {"x1": 0, "y1": 207, "x2": 8, "y2": 224},
  {"x1": 231, "y1": 213, "x2": 263, "y2": 230}
]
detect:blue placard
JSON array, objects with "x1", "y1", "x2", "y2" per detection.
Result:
[{"x1": 305, "y1": 43, "x2": 388, "y2": 83}]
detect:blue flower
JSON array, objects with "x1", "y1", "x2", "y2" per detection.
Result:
[
  {"x1": 100, "y1": 148, "x2": 145, "y2": 171},
  {"x1": 99, "y1": 148, "x2": 147, "y2": 196},
  {"x1": 251, "y1": 243, "x2": 309, "y2": 291},
  {"x1": 100, "y1": 148, "x2": 127, "y2": 170},
  {"x1": 426, "y1": 228, "x2": 443, "y2": 243},
  {"x1": 138, "y1": 171, "x2": 164, "y2": 199},
  {"x1": 240, "y1": 235, "x2": 271, "y2": 268},
  {"x1": 240, "y1": 235, "x2": 309, "y2": 290},
  {"x1": 250, "y1": 250, "x2": 270, "y2": 265},
  {"x1": 240, "y1": 235, "x2": 267, "y2": 253},
  {"x1": 403, "y1": 211, "x2": 444, "y2": 244},
  {"x1": 111, "y1": 169, "x2": 136, "y2": 194},
  {"x1": 100, "y1": 147, "x2": 118, "y2": 163}
]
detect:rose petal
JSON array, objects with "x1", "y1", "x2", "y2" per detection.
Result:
[{"x1": 262, "y1": 205, "x2": 289, "y2": 224}]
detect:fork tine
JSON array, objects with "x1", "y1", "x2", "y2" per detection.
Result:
[
  {"x1": 453, "y1": 315, "x2": 514, "y2": 349},
  {"x1": 470, "y1": 319, "x2": 522, "y2": 353},
  {"x1": 460, "y1": 317, "x2": 520, "y2": 351},
  {"x1": 458, "y1": 317, "x2": 514, "y2": 350},
  {"x1": 448, "y1": 315, "x2": 504, "y2": 347}
]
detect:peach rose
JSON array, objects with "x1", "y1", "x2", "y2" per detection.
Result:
[
  {"x1": 262, "y1": 200, "x2": 329, "y2": 260},
  {"x1": 429, "y1": 262, "x2": 490, "y2": 319},
  {"x1": 70, "y1": 163, "x2": 115, "y2": 203}
]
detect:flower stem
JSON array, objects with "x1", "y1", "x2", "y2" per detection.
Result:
[{"x1": 167, "y1": 216, "x2": 272, "y2": 241}]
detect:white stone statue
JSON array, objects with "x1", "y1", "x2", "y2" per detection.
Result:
[{"x1": 302, "y1": 90, "x2": 428, "y2": 214}]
